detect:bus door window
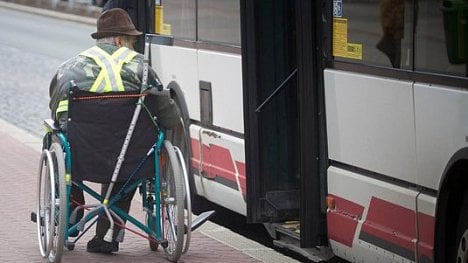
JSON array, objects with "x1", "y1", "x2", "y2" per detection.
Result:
[
  {"x1": 376, "y1": 0, "x2": 405, "y2": 68},
  {"x1": 197, "y1": 0, "x2": 241, "y2": 46},
  {"x1": 156, "y1": 0, "x2": 196, "y2": 40},
  {"x1": 415, "y1": 0, "x2": 467, "y2": 76},
  {"x1": 333, "y1": 0, "x2": 414, "y2": 69}
]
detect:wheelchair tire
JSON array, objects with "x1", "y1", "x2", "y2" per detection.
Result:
[
  {"x1": 36, "y1": 143, "x2": 66, "y2": 262},
  {"x1": 161, "y1": 140, "x2": 185, "y2": 262},
  {"x1": 36, "y1": 149, "x2": 55, "y2": 258},
  {"x1": 48, "y1": 143, "x2": 67, "y2": 263},
  {"x1": 173, "y1": 145, "x2": 192, "y2": 254}
]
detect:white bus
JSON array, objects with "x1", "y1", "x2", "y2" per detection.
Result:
[{"x1": 137, "y1": 0, "x2": 468, "y2": 262}]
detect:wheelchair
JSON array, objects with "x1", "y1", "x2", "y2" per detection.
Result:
[{"x1": 32, "y1": 86, "x2": 213, "y2": 263}]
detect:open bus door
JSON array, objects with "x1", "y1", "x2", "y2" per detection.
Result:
[{"x1": 241, "y1": 0, "x2": 332, "y2": 260}]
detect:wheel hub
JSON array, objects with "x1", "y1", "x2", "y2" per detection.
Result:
[{"x1": 457, "y1": 229, "x2": 468, "y2": 263}]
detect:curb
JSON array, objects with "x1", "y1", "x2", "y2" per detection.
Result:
[
  {"x1": 0, "y1": 1, "x2": 96, "y2": 25},
  {"x1": 0, "y1": 118, "x2": 42, "y2": 152}
]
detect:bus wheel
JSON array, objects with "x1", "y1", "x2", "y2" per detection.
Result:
[
  {"x1": 455, "y1": 191, "x2": 468, "y2": 263},
  {"x1": 168, "y1": 91, "x2": 205, "y2": 214}
]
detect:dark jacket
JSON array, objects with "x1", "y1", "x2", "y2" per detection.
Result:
[{"x1": 49, "y1": 43, "x2": 180, "y2": 130}]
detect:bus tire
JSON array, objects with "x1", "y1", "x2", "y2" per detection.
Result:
[
  {"x1": 454, "y1": 191, "x2": 468, "y2": 263},
  {"x1": 168, "y1": 83, "x2": 206, "y2": 214}
]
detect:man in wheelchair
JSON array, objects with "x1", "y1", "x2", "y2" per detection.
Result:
[{"x1": 47, "y1": 8, "x2": 181, "y2": 254}]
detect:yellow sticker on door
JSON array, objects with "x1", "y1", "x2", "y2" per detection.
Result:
[
  {"x1": 333, "y1": 18, "x2": 348, "y2": 57},
  {"x1": 346, "y1": 43, "x2": 362, "y2": 60},
  {"x1": 333, "y1": 18, "x2": 363, "y2": 60}
]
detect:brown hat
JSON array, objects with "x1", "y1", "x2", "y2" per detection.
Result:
[{"x1": 91, "y1": 8, "x2": 142, "y2": 39}]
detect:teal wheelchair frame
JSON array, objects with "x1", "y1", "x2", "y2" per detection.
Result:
[{"x1": 33, "y1": 90, "x2": 205, "y2": 263}]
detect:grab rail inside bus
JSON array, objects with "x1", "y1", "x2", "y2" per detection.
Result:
[{"x1": 255, "y1": 68, "x2": 297, "y2": 113}]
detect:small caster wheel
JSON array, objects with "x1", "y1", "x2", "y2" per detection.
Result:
[
  {"x1": 66, "y1": 242, "x2": 75, "y2": 251},
  {"x1": 160, "y1": 240, "x2": 168, "y2": 248},
  {"x1": 149, "y1": 240, "x2": 159, "y2": 251}
]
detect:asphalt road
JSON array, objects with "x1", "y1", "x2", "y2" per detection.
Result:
[{"x1": 0, "y1": 7, "x2": 94, "y2": 136}]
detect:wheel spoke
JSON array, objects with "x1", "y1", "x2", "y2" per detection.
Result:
[{"x1": 457, "y1": 230, "x2": 468, "y2": 263}]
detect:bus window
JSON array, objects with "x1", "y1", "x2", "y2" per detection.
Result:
[
  {"x1": 333, "y1": 0, "x2": 413, "y2": 69},
  {"x1": 198, "y1": 0, "x2": 241, "y2": 46},
  {"x1": 415, "y1": 0, "x2": 467, "y2": 76},
  {"x1": 160, "y1": 0, "x2": 196, "y2": 40}
]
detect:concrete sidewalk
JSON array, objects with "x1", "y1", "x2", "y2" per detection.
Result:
[{"x1": 0, "y1": 117, "x2": 298, "y2": 263}]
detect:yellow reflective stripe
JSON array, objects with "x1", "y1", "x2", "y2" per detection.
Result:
[
  {"x1": 81, "y1": 50, "x2": 110, "y2": 92},
  {"x1": 92, "y1": 47, "x2": 123, "y2": 92},
  {"x1": 112, "y1": 47, "x2": 138, "y2": 64},
  {"x1": 81, "y1": 47, "x2": 120, "y2": 92},
  {"x1": 79, "y1": 46, "x2": 137, "y2": 93},
  {"x1": 55, "y1": 100, "x2": 69, "y2": 118},
  {"x1": 122, "y1": 50, "x2": 138, "y2": 63},
  {"x1": 112, "y1": 48, "x2": 138, "y2": 91},
  {"x1": 111, "y1": 47, "x2": 128, "y2": 60},
  {"x1": 88, "y1": 47, "x2": 118, "y2": 92},
  {"x1": 91, "y1": 71, "x2": 108, "y2": 92},
  {"x1": 115, "y1": 49, "x2": 138, "y2": 77}
]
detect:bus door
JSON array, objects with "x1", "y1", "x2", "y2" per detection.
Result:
[{"x1": 241, "y1": 0, "x2": 328, "y2": 253}]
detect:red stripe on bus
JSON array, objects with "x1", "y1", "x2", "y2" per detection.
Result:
[
  {"x1": 191, "y1": 138, "x2": 201, "y2": 168},
  {"x1": 361, "y1": 197, "x2": 416, "y2": 252},
  {"x1": 190, "y1": 138, "x2": 240, "y2": 188},
  {"x1": 201, "y1": 143, "x2": 236, "y2": 181},
  {"x1": 417, "y1": 212, "x2": 435, "y2": 261},
  {"x1": 236, "y1": 161, "x2": 246, "y2": 195},
  {"x1": 327, "y1": 194, "x2": 364, "y2": 247}
]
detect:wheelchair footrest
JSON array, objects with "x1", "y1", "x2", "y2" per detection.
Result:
[
  {"x1": 30, "y1": 211, "x2": 43, "y2": 226},
  {"x1": 190, "y1": 210, "x2": 216, "y2": 232}
]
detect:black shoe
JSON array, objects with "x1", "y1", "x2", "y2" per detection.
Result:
[{"x1": 86, "y1": 236, "x2": 119, "y2": 254}]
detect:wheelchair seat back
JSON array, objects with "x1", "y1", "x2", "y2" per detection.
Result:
[{"x1": 67, "y1": 88, "x2": 159, "y2": 183}]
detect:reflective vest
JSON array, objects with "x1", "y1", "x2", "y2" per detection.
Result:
[{"x1": 56, "y1": 46, "x2": 138, "y2": 117}]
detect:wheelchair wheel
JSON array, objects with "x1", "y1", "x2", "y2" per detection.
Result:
[
  {"x1": 36, "y1": 143, "x2": 66, "y2": 263},
  {"x1": 160, "y1": 140, "x2": 185, "y2": 262},
  {"x1": 48, "y1": 143, "x2": 67, "y2": 262},
  {"x1": 173, "y1": 145, "x2": 192, "y2": 254}
]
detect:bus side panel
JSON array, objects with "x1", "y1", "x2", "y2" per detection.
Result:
[
  {"x1": 414, "y1": 83, "x2": 468, "y2": 189},
  {"x1": 327, "y1": 166, "x2": 425, "y2": 263},
  {"x1": 197, "y1": 50, "x2": 243, "y2": 134},
  {"x1": 417, "y1": 193, "x2": 436, "y2": 263},
  {"x1": 190, "y1": 124, "x2": 246, "y2": 215},
  {"x1": 324, "y1": 69, "x2": 417, "y2": 183},
  {"x1": 150, "y1": 44, "x2": 200, "y2": 121}
]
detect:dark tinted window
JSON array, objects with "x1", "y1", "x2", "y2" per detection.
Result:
[
  {"x1": 162, "y1": 0, "x2": 196, "y2": 40},
  {"x1": 333, "y1": 0, "x2": 414, "y2": 69},
  {"x1": 333, "y1": 0, "x2": 467, "y2": 78},
  {"x1": 415, "y1": 0, "x2": 466, "y2": 76},
  {"x1": 198, "y1": 0, "x2": 241, "y2": 46}
]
